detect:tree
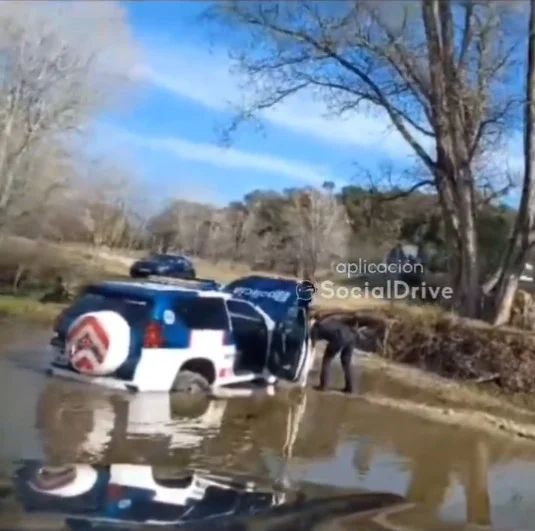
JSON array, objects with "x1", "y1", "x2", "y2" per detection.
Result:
[
  {"x1": 242, "y1": 189, "x2": 294, "y2": 270},
  {"x1": 484, "y1": 0, "x2": 535, "y2": 324},
  {"x1": 82, "y1": 168, "x2": 132, "y2": 249},
  {"x1": 284, "y1": 184, "x2": 348, "y2": 278},
  {"x1": 0, "y1": 1, "x2": 138, "y2": 234},
  {"x1": 212, "y1": 201, "x2": 256, "y2": 261},
  {"x1": 2, "y1": 140, "x2": 75, "y2": 239},
  {"x1": 205, "y1": 0, "x2": 525, "y2": 319}
]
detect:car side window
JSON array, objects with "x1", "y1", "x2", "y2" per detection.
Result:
[
  {"x1": 279, "y1": 306, "x2": 305, "y2": 336},
  {"x1": 227, "y1": 300, "x2": 263, "y2": 322},
  {"x1": 173, "y1": 297, "x2": 229, "y2": 329}
]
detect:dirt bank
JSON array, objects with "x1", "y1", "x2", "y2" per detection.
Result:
[{"x1": 306, "y1": 349, "x2": 535, "y2": 445}]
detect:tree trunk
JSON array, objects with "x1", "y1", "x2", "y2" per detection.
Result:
[
  {"x1": 434, "y1": 165, "x2": 481, "y2": 318},
  {"x1": 488, "y1": 0, "x2": 535, "y2": 326},
  {"x1": 491, "y1": 275, "x2": 520, "y2": 326},
  {"x1": 13, "y1": 264, "x2": 26, "y2": 294},
  {"x1": 457, "y1": 226, "x2": 481, "y2": 317},
  {"x1": 420, "y1": 0, "x2": 483, "y2": 318}
]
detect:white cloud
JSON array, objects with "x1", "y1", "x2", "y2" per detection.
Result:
[
  {"x1": 96, "y1": 123, "x2": 337, "y2": 185},
  {"x1": 129, "y1": 40, "x2": 526, "y2": 198},
  {"x1": 502, "y1": 133, "x2": 524, "y2": 175},
  {"x1": 132, "y1": 44, "x2": 432, "y2": 160},
  {"x1": 136, "y1": 42, "x2": 527, "y2": 182},
  {"x1": 146, "y1": 136, "x2": 336, "y2": 184}
]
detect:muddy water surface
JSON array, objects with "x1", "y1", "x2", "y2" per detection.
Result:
[{"x1": 1, "y1": 321, "x2": 535, "y2": 529}]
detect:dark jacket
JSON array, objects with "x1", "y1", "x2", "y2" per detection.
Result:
[{"x1": 310, "y1": 318, "x2": 357, "y2": 347}]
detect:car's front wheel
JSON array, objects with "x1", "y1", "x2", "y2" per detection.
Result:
[{"x1": 171, "y1": 370, "x2": 210, "y2": 394}]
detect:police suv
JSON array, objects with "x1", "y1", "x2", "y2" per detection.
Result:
[{"x1": 48, "y1": 275, "x2": 314, "y2": 393}]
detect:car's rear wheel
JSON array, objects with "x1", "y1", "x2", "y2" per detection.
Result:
[{"x1": 171, "y1": 370, "x2": 210, "y2": 395}]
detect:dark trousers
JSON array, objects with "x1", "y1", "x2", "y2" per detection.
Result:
[{"x1": 319, "y1": 340, "x2": 355, "y2": 393}]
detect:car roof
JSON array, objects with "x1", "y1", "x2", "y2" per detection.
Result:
[
  {"x1": 91, "y1": 280, "x2": 229, "y2": 300},
  {"x1": 147, "y1": 253, "x2": 190, "y2": 259}
]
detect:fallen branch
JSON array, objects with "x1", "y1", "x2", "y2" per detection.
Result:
[{"x1": 472, "y1": 373, "x2": 500, "y2": 384}]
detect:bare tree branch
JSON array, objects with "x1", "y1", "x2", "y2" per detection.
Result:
[
  {"x1": 205, "y1": 0, "x2": 524, "y2": 319},
  {"x1": 0, "y1": 1, "x2": 138, "y2": 233}
]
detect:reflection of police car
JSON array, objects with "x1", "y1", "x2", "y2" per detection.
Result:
[
  {"x1": 48, "y1": 276, "x2": 314, "y2": 393},
  {"x1": 11, "y1": 462, "x2": 409, "y2": 531},
  {"x1": 36, "y1": 381, "x2": 232, "y2": 462},
  {"x1": 13, "y1": 462, "x2": 285, "y2": 529}
]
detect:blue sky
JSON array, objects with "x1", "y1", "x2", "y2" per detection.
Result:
[{"x1": 95, "y1": 1, "x2": 524, "y2": 208}]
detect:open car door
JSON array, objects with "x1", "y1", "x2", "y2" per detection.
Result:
[
  {"x1": 268, "y1": 306, "x2": 310, "y2": 382},
  {"x1": 223, "y1": 276, "x2": 313, "y2": 383}
]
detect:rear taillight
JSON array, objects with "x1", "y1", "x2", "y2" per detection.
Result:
[{"x1": 143, "y1": 322, "x2": 164, "y2": 348}]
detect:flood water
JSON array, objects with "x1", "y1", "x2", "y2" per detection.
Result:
[{"x1": 2, "y1": 321, "x2": 535, "y2": 529}]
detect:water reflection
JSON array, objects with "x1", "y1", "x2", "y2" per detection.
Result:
[
  {"x1": 5, "y1": 460, "x2": 407, "y2": 530},
  {"x1": 36, "y1": 382, "x2": 229, "y2": 465},
  {"x1": 33, "y1": 381, "x2": 535, "y2": 529}
]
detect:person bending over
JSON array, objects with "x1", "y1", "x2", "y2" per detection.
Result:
[{"x1": 310, "y1": 316, "x2": 357, "y2": 393}]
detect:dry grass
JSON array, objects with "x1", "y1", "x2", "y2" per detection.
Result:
[
  {"x1": 194, "y1": 259, "x2": 258, "y2": 283},
  {"x1": 0, "y1": 296, "x2": 65, "y2": 324},
  {"x1": 0, "y1": 238, "x2": 135, "y2": 324},
  {"x1": 312, "y1": 293, "x2": 444, "y2": 316},
  {"x1": 0, "y1": 238, "x2": 475, "y2": 330},
  {"x1": 0, "y1": 237, "x2": 133, "y2": 290}
]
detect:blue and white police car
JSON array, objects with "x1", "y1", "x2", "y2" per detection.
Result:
[{"x1": 48, "y1": 275, "x2": 315, "y2": 393}]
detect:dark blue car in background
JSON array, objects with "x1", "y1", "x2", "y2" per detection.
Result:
[{"x1": 129, "y1": 254, "x2": 196, "y2": 279}]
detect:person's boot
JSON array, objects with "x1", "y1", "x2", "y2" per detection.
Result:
[
  {"x1": 318, "y1": 362, "x2": 330, "y2": 391},
  {"x1": 341, "y1": 358, "x2": 355, "y2": 394},
  {"x1": 342, "y1": 374, "x2": 355, "y2": 394}
]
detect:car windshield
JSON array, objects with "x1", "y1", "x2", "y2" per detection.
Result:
[{"x1": 148, "y1": 254, "x2": 175, "y2": 262}]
